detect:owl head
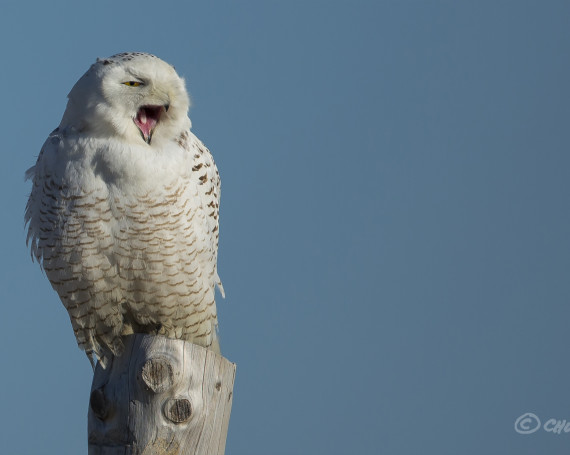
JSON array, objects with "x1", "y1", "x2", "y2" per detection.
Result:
[{"x1": 60, "y1": 52, "x2": 191, "y2": 147}]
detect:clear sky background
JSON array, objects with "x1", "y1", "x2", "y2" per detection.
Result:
[{"x1": 1, "y1": 1, "x2": 569, "y2": 454}]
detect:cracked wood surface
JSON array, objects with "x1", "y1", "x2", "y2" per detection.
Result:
[{"x1": 88, "y1": 334, "x2": 235, "y2": 455}]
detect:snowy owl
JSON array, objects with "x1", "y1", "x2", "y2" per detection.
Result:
[{"x1": 25, "y1": 52, "x2": 224, "y2": 368}]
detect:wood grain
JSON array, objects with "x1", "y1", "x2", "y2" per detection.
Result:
[{"x1": 88, "y1": 334, "x2": 236, "y2": 455}]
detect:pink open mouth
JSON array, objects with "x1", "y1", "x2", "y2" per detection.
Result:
[{"x1": 134, "y1": 105, "x2": 166, "y2": 144}]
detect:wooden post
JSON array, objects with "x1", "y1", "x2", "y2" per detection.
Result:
[{"x1": 88, "y1": 334, "x2": 236, "y2": 455}]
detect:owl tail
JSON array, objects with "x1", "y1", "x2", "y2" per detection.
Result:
[
  {"x1": 85, "y1": 346, "x2": 108, "y2": 370},
  {"x1": 83, "y1": 333, "x2": 117, "y2": 370},
  {"x1": 86, "y1": 348, "x2": 113, "y2": 370},
  {"x1": 86, "y1": 350, "x2": 97, "y2": 371}
]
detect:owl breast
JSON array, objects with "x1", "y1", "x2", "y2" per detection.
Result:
[{"x1": 32, "y1": 133, "x2": 220, "y2": 366}]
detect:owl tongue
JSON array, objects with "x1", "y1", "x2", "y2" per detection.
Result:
[{"x1": 134, "y1": 105, "x2": 163, "y2": 144}]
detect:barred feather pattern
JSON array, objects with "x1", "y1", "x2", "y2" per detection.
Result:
[{"x1": 26, "y1": 127, "x2": 222, "y2": 368}]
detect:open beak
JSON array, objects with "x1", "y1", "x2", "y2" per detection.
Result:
[{"x1": 134, "y1": 104, "x2": 169, "y2": 144}]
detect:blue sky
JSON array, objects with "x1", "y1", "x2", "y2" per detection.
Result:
[{"x1": 1, "y1": 1, "x2": 570, "y2": 454}]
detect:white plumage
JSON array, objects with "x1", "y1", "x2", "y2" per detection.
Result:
[{"x1": 25, "y1": 53, "x2": 223, "y2": 368}]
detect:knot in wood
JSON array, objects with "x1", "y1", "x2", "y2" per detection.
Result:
[
  {"x1": 90, "y1": 387, "x2": 109, "y2": 420},
  {"x1": 163, "y1": 398, "x2": 192, "y2": 424},
  {"x1": 141, "y1": 357, "x2": 174, "y2": 393}
]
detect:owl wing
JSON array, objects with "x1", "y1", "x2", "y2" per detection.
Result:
[
  {"x1": 185, "y1": 131, "x2": 224, "y2": 298},
  {"x1": 25, "y1": 128, "x2": 63, "y2": 264}
]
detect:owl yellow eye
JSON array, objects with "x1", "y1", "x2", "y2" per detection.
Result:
[{"x1": 123, "y1": 81, "x2": 142, "y2": 87}]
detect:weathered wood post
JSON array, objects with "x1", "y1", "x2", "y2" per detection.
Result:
[{"x1": 88, "y1": 334, "x2": 236, "y2": 455}]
